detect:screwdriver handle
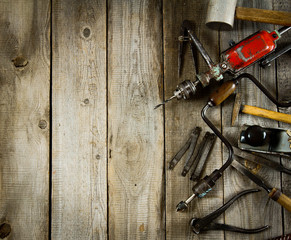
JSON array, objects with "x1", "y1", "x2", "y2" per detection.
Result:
[
  {"x1": 209, "y1": 80, "x2": 237, "y2": 106},
  {"x1": 269, "y1": 188, "x2": 291, "y2": 213}
]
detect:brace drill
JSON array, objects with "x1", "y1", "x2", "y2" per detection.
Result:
[{"x1": 155, "y1": 21, "x2": 291, "y2": 108}]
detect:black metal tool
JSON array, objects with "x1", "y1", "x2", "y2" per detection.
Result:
[
  {"x1": 181, "y1": 128, "x2": 202, "y2": 176},
  {"x1": 176, "y1": 80, "x2": 238, "y2": 212},
  {"x1": 233, "y1": 146, "x2": 291, "y2": 175},
  {"x1": 169, "y1": 127, "x2": 201, "y2": 170},
  {"x1": 260, "y1": 43, "x2": 291, "y2": 67},
  {"x1": 239, "y1": 125, "x2": 291, "y2": 157},
  {"x1": 232, "y1": 157, "x2": 291, "y2": 213},
  {"x1": 189, "y1": 132, "x2": 216, "y2": 181},
  {"x1": 190, "y1": 189, "x2": 269, "y2": 234}
]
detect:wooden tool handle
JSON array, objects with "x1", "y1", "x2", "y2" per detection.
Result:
[
  {"x1": 269, "y1": 188, "x2": 291, "y2": 212},
  {"x1": 209, "y1": 80, "x2": 237, "y2": 106},
  {"x1": 241, "y1": 105, "x2": 291, "y2": 124},
  {"x1": 235, "y1": 7, "x2": 291, "y2": 26}
]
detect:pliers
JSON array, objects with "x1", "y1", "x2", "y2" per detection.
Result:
[{"x1": 190, "y1": 189, "x2": 269, "y2": 234}]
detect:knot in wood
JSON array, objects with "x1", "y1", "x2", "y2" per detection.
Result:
[
  {"x1": 0, "y1": 223, "x2": 11, "y2": 239},
  {"x1": 12, "y1": 56, "x2": 28, "y2": 68}
]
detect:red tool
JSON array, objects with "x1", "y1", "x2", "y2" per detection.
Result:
[{"x1": 154, "y1": 21, "x2": 291, "y2": 109}]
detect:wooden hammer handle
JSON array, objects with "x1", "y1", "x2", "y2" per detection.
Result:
[
  {"x1": 241, "y1": 105, "x2": 291, "y2": 124},
  {"x1": 269, "y1": 188, "x2": 291, "y2": 213},
  {"x1": 236, "y1": 7, "x2": 291, "y2": 26}
]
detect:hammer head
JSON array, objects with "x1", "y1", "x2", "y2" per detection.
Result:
[
  {"x1": 231, "y1": 93, "x2": 242, "y2": 126},
  {"x1": 206, "y1": 0, "x2": 238, "y2": 30}
]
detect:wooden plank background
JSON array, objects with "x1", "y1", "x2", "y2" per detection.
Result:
[{"x1": 0, "y1": 0, "x2": 290, "y2": 239}]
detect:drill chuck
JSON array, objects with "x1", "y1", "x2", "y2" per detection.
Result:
[{"x1": 174, "y1": 80, "x2": 200, "y2": 100}]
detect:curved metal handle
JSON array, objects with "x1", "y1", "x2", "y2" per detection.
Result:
[{"x1": 191, "y1": 189, "x2": 260, "y2": 233}]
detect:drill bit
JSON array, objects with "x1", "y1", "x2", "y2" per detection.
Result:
[{"x1": 154, "y1": 95, "x2": 176, "y2": 109}]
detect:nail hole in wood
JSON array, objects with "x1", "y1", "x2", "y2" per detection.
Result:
[
  {"x1": 38, "y1": 120, "x2": 47, "y2": 129},
  {"x1": 83, "y1": 27, "x2": 91, "y2": 38}
]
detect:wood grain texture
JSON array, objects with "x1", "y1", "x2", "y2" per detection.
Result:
[
  {"x1": 164, "y1": 1, "x2": 223, "y2": 239},
  {"x1": 235, "y1": 7, "x2": 291, "y2": 26},
  {"x1": 274, "y1": 0, "x2": 291, "y2": 234},
  {"x1": 221, "y1": 1, "x2": 283, "y2": 239},
  {"x1": 0, "y1": 0, "x2": 50, "y2": 239},
  {"x1": 52, "y1": 0, "x2": 107, "y2": 239},
  {"x1": 107, "y1": 0, "x2": 164, "y2": 239}
]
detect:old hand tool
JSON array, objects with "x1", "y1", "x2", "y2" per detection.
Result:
[
  {"x1": 233, "y1": 146, "x2": 291, "y2": 175},
  {"x1": 206, "y1": 0, "x2": 291, "y2": 30},
  {"x1": 190, "y1": 189, "x2": 269, "y2": 234},
  {"x1": 189, "y1": 132, "x2": 216, "y2": 181},
  {"x1": 176, "y1": 80, "x2": 238, "y2": 212},
  {"x1": 231, "y1": 93, "x2": 291, "y2": 126},
  {"x1": 232, "y1": 157, "x2": 291, "y2": 213},
  {"x1": 268, "y1": 233, "x2": 291, "y2": 240},
  {"x1": 169, "y1": 127, "x2": 201, "y2": 170},
  {"x1": 261, "y1": 44, "x2": 291, "y2": 68},
  {"x1": 239, "y1": 125, "x2": 291, "y2": 157},
  {"x1": 154, "y1": 19, "x2": 291, "y2": 109},
  {"x1": 181, "y1": 127, "x2": 202, "y2": 176}
]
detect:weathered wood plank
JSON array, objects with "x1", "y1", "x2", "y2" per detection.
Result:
[
  {"x1": 221, "y1": 1, "x2": 283, "y2": 239},
  {"x1": 163, "y1": 1, "x2": 223, "y2": 239},
  {"x1": 0, "y1": 0, "x2": 50, "y2": 239},
  {"x1": 52, "y1": 0, "x2": 107, "y2": 239},
  {"x1": 107, "y1": 0, "x2": 164, "y2": 239},
  {"x1": 274, "y1": 0, "x2": 291, "y2": 235}
]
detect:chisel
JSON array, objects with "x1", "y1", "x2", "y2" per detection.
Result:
[{"x1": 232, "y1": 157, "x2": 291, "y2": 213}]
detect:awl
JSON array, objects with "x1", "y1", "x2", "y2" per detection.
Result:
[{"x1": 232, "y1": 157, "x2": 291, "y2": 213}]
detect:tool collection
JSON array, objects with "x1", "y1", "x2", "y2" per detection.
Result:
[
  {"x1": 154, "y1": 21, "x2": 291, "y2": 109},
  {"x1": 155, "y1": 6, "x2": 291, "y2": 236},
  {"x1": 169, "y1": 128, "x2": 216, "y2": 179}
]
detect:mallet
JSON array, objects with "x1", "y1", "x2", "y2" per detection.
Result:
[
  {"x1": 206, "y1": 0, "x2": 291, "y2": 30},
  {"x1": 231, "y1": 93, "x2": 291, "y2": 126}
]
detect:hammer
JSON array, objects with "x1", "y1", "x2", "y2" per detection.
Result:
[
  {"x1": 206, "y1": 0, "x2": 291, "y2": 30},
  {"x1": 231, "y1": 93, "x2": 291, "y2": 126}
]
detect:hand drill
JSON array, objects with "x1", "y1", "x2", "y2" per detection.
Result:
[{"x1": 155, "y1": 21, "x2": 291, "y2": 109}]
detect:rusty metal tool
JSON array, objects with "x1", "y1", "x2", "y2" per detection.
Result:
[
  {"x1": 233, "y1": 146, "x2": 291, "y2": 175},
  {"x1": 231, "y1": 93, "x2": 291, "y2": 125},
  {"x1": 154, "y1": 20, "x2": 291, "y2": 109},
  {"x1": 169, "y1": 127, "x2": 201, "y2": 170},
  {"x1": 189, "y1": 132, "x2": 216, "y2": 181},
  {"x1": 176, "y1": 80, "x2": 238, "y2": 212},
  {"x1": 232, "y1": 157, "x2": 291, "y2": 213},
  {"x1": 181, "y1": 127, "x2": 202, "y2": 176},
  {"x1": 190, "y1": 189, "x2": 269, "y2": 234},
  {"x1": 268, "y1": 233, "x2": 291, "y2": 240}
]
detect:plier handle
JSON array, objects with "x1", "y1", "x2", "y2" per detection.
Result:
[{"x1": 190, "y1": 189, "x2": 269, "y2": 234}]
